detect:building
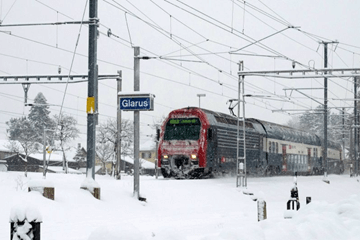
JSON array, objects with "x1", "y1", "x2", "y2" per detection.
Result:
[
  {"x1": 5, "y1": 152, "x2": 82, "y2": 173},
  {"x1": 121, "y1": 155, "x2": 156, "y2": 176},
  {"x1": 0, "y1": 139, "x2": 16, "y2": 161},
  {"x1": 139, "y1": 140, "x2": 157, "y2": 163},
  {"x1": 0, "y1": 160, "x2": 7, "y2": 172}
]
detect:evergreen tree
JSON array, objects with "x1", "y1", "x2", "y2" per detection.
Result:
[
  {"x1": 28, "y1": 92, "x2": 55, "y2": 143},
  {"x1": 287, "y1": 105, "x2": 351, "y2": 151}
]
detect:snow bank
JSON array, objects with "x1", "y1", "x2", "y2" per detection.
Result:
[
  {"x1": 88, "y1": 224, "x2": 145, "y2": 240},
  {"x1": 80, "y1": 177, "x2": 100, "y2": 193},
  {"x1": 10, "y1": 205, "x2": 42, "y2": 223},
  {"x1": 28, "y1": 179, "x2": 54, "y2": 188},
  {"x1": 2, "y1": 172, "x2": 360, "y2": 240}
]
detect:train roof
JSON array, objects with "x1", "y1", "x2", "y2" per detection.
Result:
[
  {"x1": 179, "y1": 107, "x2": 321, "y2": 146},
  {"x1": 172, "y1": 107, "x2": 341, "y2": 149},
  {"x1": 249, "y1": 118, "x2": 321, "y2": 146}
]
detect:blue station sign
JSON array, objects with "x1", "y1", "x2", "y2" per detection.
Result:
[{"x1": 118, "y1": 93, "x2": 155, "y2": 111}]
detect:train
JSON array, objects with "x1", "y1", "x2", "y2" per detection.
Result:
[{"x1": 157, "y1": 107, "x2": 344, "y2": 179}]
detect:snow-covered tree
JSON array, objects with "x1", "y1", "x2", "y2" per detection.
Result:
[
  {"x1": 6, "y1": 117, "x2": 38, "y2": 176},
  {"x1": 286, "y1": 115, "x2": 301, "y2": 130},
  {"x1": 53, "y1": 114, "x2": 80, "y2": 173},
  {"x1": 287, "y1": 105, "x2": 351, "y2": 154},
  {"x1": 28, "y1": 92, "x2": 55, "y2": 143},
  {"x1": 96, "y1": 118, "x2": 134, "y2": 175}
]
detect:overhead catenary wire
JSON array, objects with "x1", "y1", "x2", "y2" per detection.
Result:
[
  {"x1": 103, "y1": 0, "x2": 314, "y2": 110},
  {"x1": 0, "y1": 0, "x2": 356, "y2": 124},
  {"x1": 0, "y1": 0, "x2": 17, "y2": 24},
  {"x1": 0, "y1": 10, "x2": 310, "y2": 116},
  {"x1": 0, "y1": 0, "x2": 324, "y2": 112}
]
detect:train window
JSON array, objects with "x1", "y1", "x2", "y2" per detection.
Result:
[
  {"x1": 271, "y1": 142, "x2": 275, "y2": 153},
  {"x1": 164, "y1": 118, "x2": 201, "y2": 140},
  {"x1": 269, "y1": 141, "x2": 271, "y2": 152},
  {"x1": 276, "y1": 143, "x2": 279, "y2": 153}
]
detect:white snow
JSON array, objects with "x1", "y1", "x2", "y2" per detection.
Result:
[
  {"x1": 1, "y1": 172, "x2": 360, "y2": 240},
  {"x1": 122, "y1": 155, "x2": 155, "y2": 169},
  {"x1": 28, "y1": 179, "x2": 54, "y2": 188},
  {"x1": 45, "y1": 166, "x2": 82, "y2": 174},
  {"x1": 10, "y1": 205, "x2": 42, "y2": 223},
  {"x1": 80, "y1": 177, "x2": 100, "y2": 194}
]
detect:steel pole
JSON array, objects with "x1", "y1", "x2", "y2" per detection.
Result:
[
  {"x1": 355, "y1": 77, "x2": 358, "y2": 176},
  {"x1": 323, "y1": 43, "x2": 328, "y2": 178},
  {"x1": 43, "y1": 128, "x2": 46, "y2": 178},
  {"x1": 134, "y1": 47, "x2": 140, "y2": 198},
  {"x1": 236, "y1": 72, "x2": 241, "y2": 187},
  {"x1": 358, "y1": 95, "x2": 360, "y2": 176},
  {"x1": 86, "y1": 0, "x2": 98, "y2": 179},
  {"x1": 242, "y1": 75, "x2": 247, "y2": 187},
  {"x1": 155, "y1": 134, "x2": 159, "y2": 179},
  {"x1": 342, "y1": 108, "x2": 345, "y2": 161},
  {"x1": 116, "y1": 71, "x2": 122, "y2": 180}
]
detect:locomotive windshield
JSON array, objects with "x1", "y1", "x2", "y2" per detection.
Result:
[{"x1": 164, "y1": 118, "x2": 201, "y2": 140}]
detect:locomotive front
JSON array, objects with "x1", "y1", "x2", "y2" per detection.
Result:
[{"x1": 157, "y1": 108, "x2": 210, "y2": 178}]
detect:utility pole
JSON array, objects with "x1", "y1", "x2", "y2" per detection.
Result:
[
  {"x1": 86, "y1": 0, "x2": 98, "y2": 180},
  {"x1": 355, "y1": 77, "x2": 358, "y2": 176},
  {"x1": 323, "y1": 42, "x2": 328, "y2": 180},
  {"x1": 197, "y1": 94, "x2": 206, "y2": 108},
  {"x1": 237, "y1": 61, "x2": 247, "y2": 188},
  {"x1": 43, "y1": 128, "x2": 46, "y2": 178},
  {"x1": 116, "y1": 71, "x2": 122, "y2": 180},
  {"x1": 134, "y1": 46, "x2": 140, "y2": 198},
  {"x1": 342, "y1": 107, "x2": 345, "y2": 161}
]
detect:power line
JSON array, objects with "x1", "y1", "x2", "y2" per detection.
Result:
[
  {"x1": 2, "y1": 1, "x2": 353, "y2": 118},
  {"x1": 1, "y1": 0, "x2": 17, "y2": 24}
]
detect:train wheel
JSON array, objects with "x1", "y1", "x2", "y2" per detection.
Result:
[
  {"x1": 265, "y1": 166, "x2": 274, "y2": 176},
  {"x1": 275, "y1": 166, "x2": 281, "y2": 175},
  {"x1": 161, "y1": 168, "x2": 171, "y2": 178}
]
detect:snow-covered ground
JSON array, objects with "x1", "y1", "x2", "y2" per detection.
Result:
[{"x1": 1, "y1": 171, "x2": 360, "y2": 240}]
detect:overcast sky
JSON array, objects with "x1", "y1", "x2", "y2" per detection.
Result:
[{"x1": 1, "y1": 0, "x2": 359, "y2": 148}]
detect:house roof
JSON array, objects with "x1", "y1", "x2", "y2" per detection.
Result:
[
  {"x1": 0, "y1": 139, "x2": 81, "y2": 161},
  {"x1": 121, "y1": 155, "x2": 155, "y2": 169},
  {"x1": 40, "y1": 166, "x2": 83, "y2": 174},
  {"x1": 30, "y1": 152, "x2": 77, "y2": 162}
]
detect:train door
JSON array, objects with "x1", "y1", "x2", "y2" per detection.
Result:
[{"x1": 282, "y1": 145, "x2": 287, "y2": 172}]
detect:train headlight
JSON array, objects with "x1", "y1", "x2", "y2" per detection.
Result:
[
  {"x1": 163, "y1": 155, "x2": 169, "y2": 159},
  {"x1": 191, "y1": 154, "x2": 197, "y2": 160}
]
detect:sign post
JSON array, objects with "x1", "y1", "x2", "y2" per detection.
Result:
[{"x1": 118, "y1": 90, "x2": 155, "y2": 201}]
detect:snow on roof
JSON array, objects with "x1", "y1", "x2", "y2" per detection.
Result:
[
  {"x1": 122, "y1": 155, "x2": 155, "y2": 169},
  {"x1": 0, "y1": 139, "x2": 80, "y2": 161},
  {"x1": 45, "y1": 166, "x2": 83, "y2": 174},
  {"x1": 0, "y1": 160, "x2": 6, "y2": 164}
]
